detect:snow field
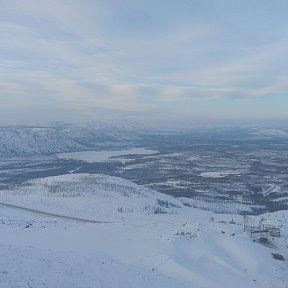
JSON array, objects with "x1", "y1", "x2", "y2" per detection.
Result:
[{"x1": 0, "y1": 174, "x2": 287, "y2": 288}]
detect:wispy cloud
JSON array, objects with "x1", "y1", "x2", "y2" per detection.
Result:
[{"x1": 0, "y1": 0, "x2": 287, "y2": 124}]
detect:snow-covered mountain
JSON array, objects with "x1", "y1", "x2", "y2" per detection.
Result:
[
  {"x1": 1, "y1": 123, "x2": 287, "y2": 157},
  {"x1": 249, "y1": 127, "x2": 288, "y2": 138},
  {"x1": 0, "y1": 127, "x2": 84, "y2": 156},
  {"x1": 0, "y1": 173, "x2": 287, "y2": 288},
  {"x1": 61, "y1": 119, "x2": 142, "y2": 147},
  {"x1": 1, "y1": 173, "x2": 181, "y2": 220},
  {"x1": 0, "y1": 120, "x2": 143, "y2": 156}
]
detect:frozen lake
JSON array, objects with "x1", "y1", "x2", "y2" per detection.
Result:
[{"x1": 57, "y1": 148, "x2": 159, "y2": 163}]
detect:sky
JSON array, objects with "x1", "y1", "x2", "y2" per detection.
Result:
[{"x1": 0, "y1": 0, "x2": 288, "y2": 127}]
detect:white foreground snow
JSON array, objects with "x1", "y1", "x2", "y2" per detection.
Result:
[{"x1": 0, "y1": 174, "x2": 287, "y2": 288}]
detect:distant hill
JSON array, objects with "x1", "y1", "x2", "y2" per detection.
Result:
[{"x1": 0, "y1": 120, "x2": 144, "y2": 156}]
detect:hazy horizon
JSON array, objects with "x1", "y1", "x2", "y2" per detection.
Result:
[{"x1": 0, "y1": 119, "x2": 287, "y2": 131}]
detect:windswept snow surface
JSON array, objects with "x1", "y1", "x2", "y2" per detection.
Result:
[{"x1": 0, "y1": 174, "x2": 287, "y2": 288}]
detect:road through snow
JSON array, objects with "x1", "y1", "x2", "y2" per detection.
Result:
[{"x1": 0, "y1": 201, "x2": 110, "y2": 224}]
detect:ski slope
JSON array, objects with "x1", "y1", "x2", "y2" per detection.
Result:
[{"x1": 0, "y1": 174, "x2": 287, "y2": 288}]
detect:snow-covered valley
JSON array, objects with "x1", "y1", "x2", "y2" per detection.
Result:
[
  {"x1": 0, "y1": 174, "x2": 287, "y2": 288},
  {"x1": 1, "y1": 125, "x2": 287, "y2": 214},
  {"x1": 2, "y1": 0, "x2": 288, "y2": 285}
]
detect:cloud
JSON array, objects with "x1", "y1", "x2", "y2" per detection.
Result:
[{"x1": 0, "y1": 0, "x2": 288, "y2": 124}]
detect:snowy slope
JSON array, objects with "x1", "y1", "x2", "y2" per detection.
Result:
[
  {"x1": 0, "y1": 127, "x2": 84, "y2": 156},
  {"x1": 66, "y1": 120, "x2": 141, "y2": 143},
  {"x1": 0, "y1": 173, "x2": 287, "y2": 288},
  {"x1": 0, "y1": 120, "x2": 143, "y2": 156},
  {"x1": 0, "y1": 174, "x2": 181, "y2": 221}
]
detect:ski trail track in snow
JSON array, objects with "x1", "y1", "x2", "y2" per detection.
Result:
[{"x1": 0, "y1": 202, "x2": 111, "y2": 224}]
